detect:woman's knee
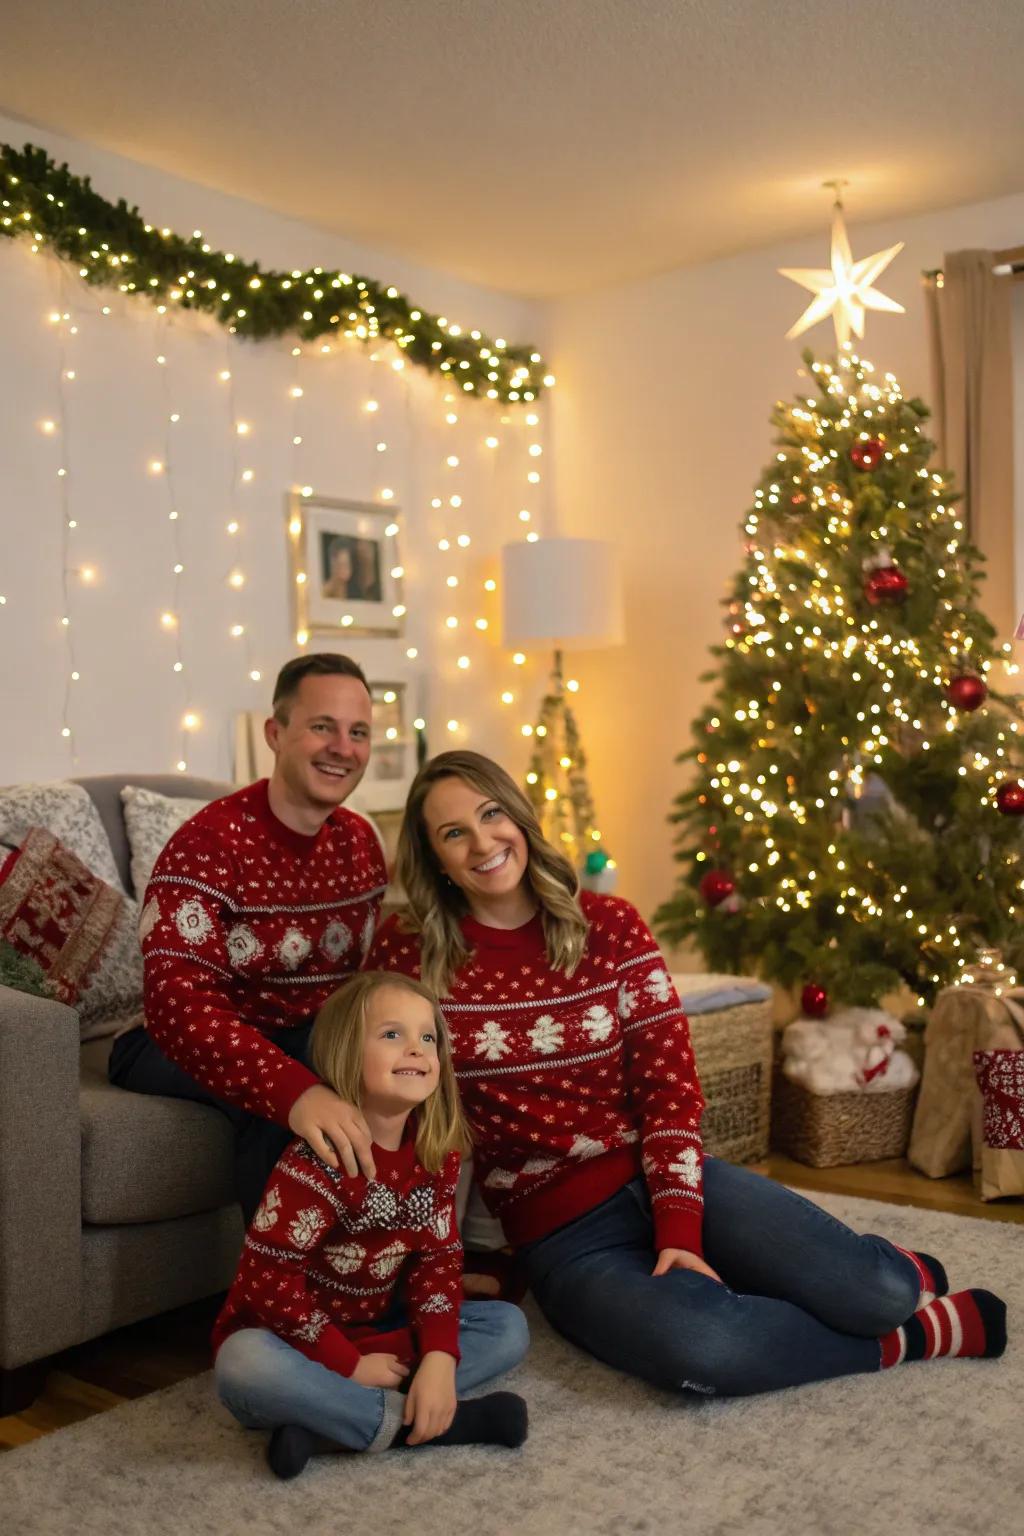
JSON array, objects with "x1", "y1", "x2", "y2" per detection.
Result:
[{"x1": 839, "y1": 1252, "x2": 919, "y2": 1336}]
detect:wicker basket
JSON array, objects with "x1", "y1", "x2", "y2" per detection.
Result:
[
  {"x1": 771, "y1": 1070, "x2": 917, "y2": 1168},
  {"x1": 675, "y1": 976, "x2": 773, "y2": 1164}
]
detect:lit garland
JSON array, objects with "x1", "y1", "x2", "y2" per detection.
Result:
[
  {"x1": 0, "y1": 142, "x2": 553, "y2": 404},
  {"x1": 655, "y1": 348, "x2": 1024, "y2": 1008},
  {"x1": 7, "y1": 175, "x2": 548, "y2": 776}
]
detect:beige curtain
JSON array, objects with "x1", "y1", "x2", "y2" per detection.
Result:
[{"x1": 923, "y1": 251, "x2": 1016, "y2": 638}]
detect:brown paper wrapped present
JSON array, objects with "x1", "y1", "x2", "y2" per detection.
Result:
[{"x1": 909, "y1": 982, "x2": 1024, "y2": 1198}]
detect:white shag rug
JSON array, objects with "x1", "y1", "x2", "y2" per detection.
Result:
[{"x1": 2, "y1": 1192, "x2": 1020, "y2": 1536}]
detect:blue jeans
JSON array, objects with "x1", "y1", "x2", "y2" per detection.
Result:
[
  {"x1": 215, "y1": 1302, "x2": 530, "y2": 1451},
  {"x1": 520, "y1": 1160, "x2": 922, "y2": 1397}
]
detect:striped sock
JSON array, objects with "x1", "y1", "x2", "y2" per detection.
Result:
[
  {"x1": 892, "y1": 1245, "x2": 948, "y2": 1307},
  {"x1": 880, "y1": 1289, "x2": 1007, "y2": 1368}
]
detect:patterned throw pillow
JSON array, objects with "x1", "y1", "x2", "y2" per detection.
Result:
[
  {"x1": 0, "y1": 782, "x2": 144, "y2": 1039},
  {"x1": 0, "y1": 781, "x2": 126, "y2": 892},
  {"x1": 0, "y1": 830, "x2": 124, "y2": 1005},
  {"x1": 121, "y1": 785, "x2": 212, "y2": 901}
]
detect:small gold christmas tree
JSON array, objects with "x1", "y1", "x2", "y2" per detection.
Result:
[{"x1": 523, "y1": 652, "x2": 615, "y2": 888}]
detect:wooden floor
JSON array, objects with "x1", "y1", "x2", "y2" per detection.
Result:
[{"x1": 2, "y1": 1157, "x2": 1021, "y2": 1452}]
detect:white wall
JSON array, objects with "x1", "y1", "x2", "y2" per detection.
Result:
[
  {"x1": 548, "y1": 187, "x2": 1024, "y2": 928},
  {"x1": 0, "y1": 111, "x2": 551, "y2": 789}
]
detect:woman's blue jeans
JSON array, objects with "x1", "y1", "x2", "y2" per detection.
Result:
[
  {"x1": 215, "y1": 1301, "x2": 530, "y2": 1451},
  {"x1": 520, "y1": 1159, "x2": 923, "y2": 1397}
]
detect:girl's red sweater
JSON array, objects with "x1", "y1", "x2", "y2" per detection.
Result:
[{"x1": 212, "y1": 1136, "x2": 463, "y2": 1373}]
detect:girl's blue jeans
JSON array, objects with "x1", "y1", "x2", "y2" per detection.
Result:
[
  {"x1": 215, "y1": 1300, "x2": 529, "y2": 1452},
  {"x1": 519, "y1": 1158, "x2": 923, "y2": 1397}
]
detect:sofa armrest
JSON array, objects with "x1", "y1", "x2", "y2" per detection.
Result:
[{"x1": 0, "y1": 985, "x2": 84, "y2": 1369}]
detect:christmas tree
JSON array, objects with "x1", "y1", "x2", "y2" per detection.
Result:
[
  {"x1": 523, "y1": 656, "x2": 614, "y2": 885},
  {"x1": 655, "y1": 348, "x2": 1024, "y2": 1012}
]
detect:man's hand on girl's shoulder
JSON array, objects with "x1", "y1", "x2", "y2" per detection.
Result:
[{"x1": 288, "y1": 1083, "x2": 377, "y2": 1179}]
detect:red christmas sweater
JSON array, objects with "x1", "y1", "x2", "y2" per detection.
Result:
[
  {"x1": 212, "y1": 1135, "x2": 463, "y2": 1372},
  {"x1": 140, "y1": 778, "x2": 387, "y2": 1124},
  {"x1": 366, "y1": 893, "x2": 706, "y2": 1256}
]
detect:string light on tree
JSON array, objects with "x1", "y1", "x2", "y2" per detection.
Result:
[{"x1": 655, "y1": 346, "x2": 1024, "y2": 1008}]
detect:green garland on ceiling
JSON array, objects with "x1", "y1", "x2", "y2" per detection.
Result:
[{"x1": 0, "y1": 142, "x2": 551, "y2": 403}]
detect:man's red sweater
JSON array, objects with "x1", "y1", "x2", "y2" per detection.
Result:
[
  {"x1": 140, "y1": 778, "x2": 387, "y2": 1124},
  {"x1": 366, "y1": 893, "x2": 707, "y2": 1257},
  {"x1": 212, "y1": 1137, "x2": 463, "y2": 1372}
]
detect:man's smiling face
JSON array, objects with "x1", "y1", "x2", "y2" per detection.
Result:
[{"x1": 265, "y1": 673, "x2": 372, "y2": 813}]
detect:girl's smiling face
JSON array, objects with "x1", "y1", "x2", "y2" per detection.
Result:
[{"x1": 361, "y1": 983, "x2": 440, "y2": 1112}]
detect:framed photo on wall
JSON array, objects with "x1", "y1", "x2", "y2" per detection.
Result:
[
  {"x1": 287, "y1": 493, "x2": 404, "y2": 638},
  {"x1": 350, "y1": 682, "x2": 417, "y2": 814}
]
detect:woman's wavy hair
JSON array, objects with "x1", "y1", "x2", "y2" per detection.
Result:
[
  {"x1": 396, "y1": 750, "x2": 589, "y2": 996},
  {"x1": 311, "y1": 970, "x2": 470, "y2": 1172}
]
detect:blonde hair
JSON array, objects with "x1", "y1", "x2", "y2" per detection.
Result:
[
  {"x1": 396, "y1": 750, "x2": 590, "y2": 997},
  {"x1": 311, "y1": 971, "x2": 470, "y2": 1172}
]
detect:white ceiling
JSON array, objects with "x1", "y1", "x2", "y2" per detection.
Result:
[{"x1": 5, "y1": 0, "x2": 1024, "y2": 297}]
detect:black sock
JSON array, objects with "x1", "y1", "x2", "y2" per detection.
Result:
[
  {"x1": 267, "y1": 1424, "x2": 316, "y2": 1480},
  {"x1": 394, "y1": 1392, "x2": 528, "y2": 1450}
]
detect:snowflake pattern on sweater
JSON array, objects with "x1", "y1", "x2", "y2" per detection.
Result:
[
  {"x1": 366, "y1": 893, "x2": 706, "y2": 1256},
  {"x1": 212, "y1": 1138, "x2": 463, "y2": 1374},
  {"x1": 140, "y1": 778, "x2": 387, "y2": 1124}
]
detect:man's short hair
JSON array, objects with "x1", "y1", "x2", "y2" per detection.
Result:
[{"x1": 272, "y1": 653, "x2": 370, "y2": 722}]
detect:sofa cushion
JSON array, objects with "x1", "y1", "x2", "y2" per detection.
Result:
[
  {"x1": 120, "y1": 784, "x2": 212, "y2": 903},
  {"x1": 0, "y1": 830, "x2": 124, "y2": 1005},
  {"x1": 0, "y1": 780, "x2": 126, "y2": 892},
  {"x1": 0, "y1": 782, "x2": 146, "y2": 1038},
  {"x1": 73, "y1": 775, "x2": 235, "y2": 896},
  {"x1": 80, "y1": 1038, "x2": 235, "y2": 1224}
]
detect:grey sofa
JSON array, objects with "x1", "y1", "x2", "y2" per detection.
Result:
[{"x1": 0, "y1": 774, "x2": 246, "y2": 1414}]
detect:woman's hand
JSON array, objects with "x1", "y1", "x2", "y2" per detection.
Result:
[
  {"x1": 652, "y1": 1248, "x2": 723, "y2": 1283},
  {"x1": 351, "y1": 1352, "x2": 410, "y2": 1389},
  {"x1": 403, "y1": 1351, "x2": 458, "y2": 1445},
  {"x1": 287, "y1": 1083, "x2": 376, "y2": 1179}
]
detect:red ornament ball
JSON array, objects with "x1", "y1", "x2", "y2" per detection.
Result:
[
  {"x1": 946, "y1": 674, "x2": 987, "y2": 712},
  {"x1": 801, "y1": 983, "x2": 830, "y2": 1018},
  {"x1": 699, "y1": 868, "x2": 735, "y2": 907},
  {"x1": 995, "y1": 781, "x2": 1024, "y2": 816},
  {"x1": 863, "y1": 564, "x2": 908, "y2": 606},
  {"x1": 850, "y1": 437, "x2": 885, "y2": 471}
]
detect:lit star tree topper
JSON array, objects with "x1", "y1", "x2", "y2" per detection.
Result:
[{"x1": 779, "y1": 182, "x2": 905, "y2": 348}]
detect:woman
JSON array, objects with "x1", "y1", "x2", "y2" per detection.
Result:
[
  {"x1": 364, "y1": 750, "x2": 1006, "y2": 1397},
  {"x1": 322, "y1": 539, "x2": 354, "y2": 600}
]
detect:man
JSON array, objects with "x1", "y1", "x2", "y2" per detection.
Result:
[{"x1": 109, "y1": 653, "x2": 384, "y2": 1219}]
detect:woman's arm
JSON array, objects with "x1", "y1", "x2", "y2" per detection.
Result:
[{"x1": 613, "y1": 902, "x2": 707, "y2": 1257}]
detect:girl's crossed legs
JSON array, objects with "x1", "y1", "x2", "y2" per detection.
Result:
[{"x1": 216, "y1": 1300, "x2": 529, "y2": 1452}]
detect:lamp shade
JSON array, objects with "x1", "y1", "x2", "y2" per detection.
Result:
[{"x1": 501, "y1": 537, "x2": 624, "y2": 649}]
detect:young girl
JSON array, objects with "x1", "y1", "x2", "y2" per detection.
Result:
[{"x1": 213, "y1": 970, "x2": 530, "y2": 1479}]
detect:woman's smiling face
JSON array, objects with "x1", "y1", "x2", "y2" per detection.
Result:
[{"x1": 422, "y1": 775, "x2": 529, "y2": 910}]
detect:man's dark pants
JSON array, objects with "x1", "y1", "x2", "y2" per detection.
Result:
[{"x1": 108, "y1": 1021, "x2": 315, "y2": 1224}]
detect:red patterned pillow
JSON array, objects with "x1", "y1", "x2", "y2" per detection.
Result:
[
  {"x1": 0, "y1": 827, "x2": 124, "y2": 1005},
  {"x1": 974, "y1": 1049, "x2": 1024, "y2": 1151}
]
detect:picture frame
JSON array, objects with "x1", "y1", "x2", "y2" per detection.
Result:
[
  {"x1": 348, "y1": 681, "x2": 418, "y2": 815},
  {"x1": 287, "y1": 493, "x2": 405, "y2": 638}
]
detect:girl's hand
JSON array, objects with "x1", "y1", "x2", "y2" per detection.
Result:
[
  {"x1": 287, "y1": 1084, "x2": 376, "y2": 1180},
  {"x1": 403, "y1": 1351, "x2": 457, "y2": 1444},
  {"x1": 351, "y1": 1352, "x2": 410, "y2": 1389},
  {"x1": 652, "y1": 1248, "x2": 723, "y2": 1283}
]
